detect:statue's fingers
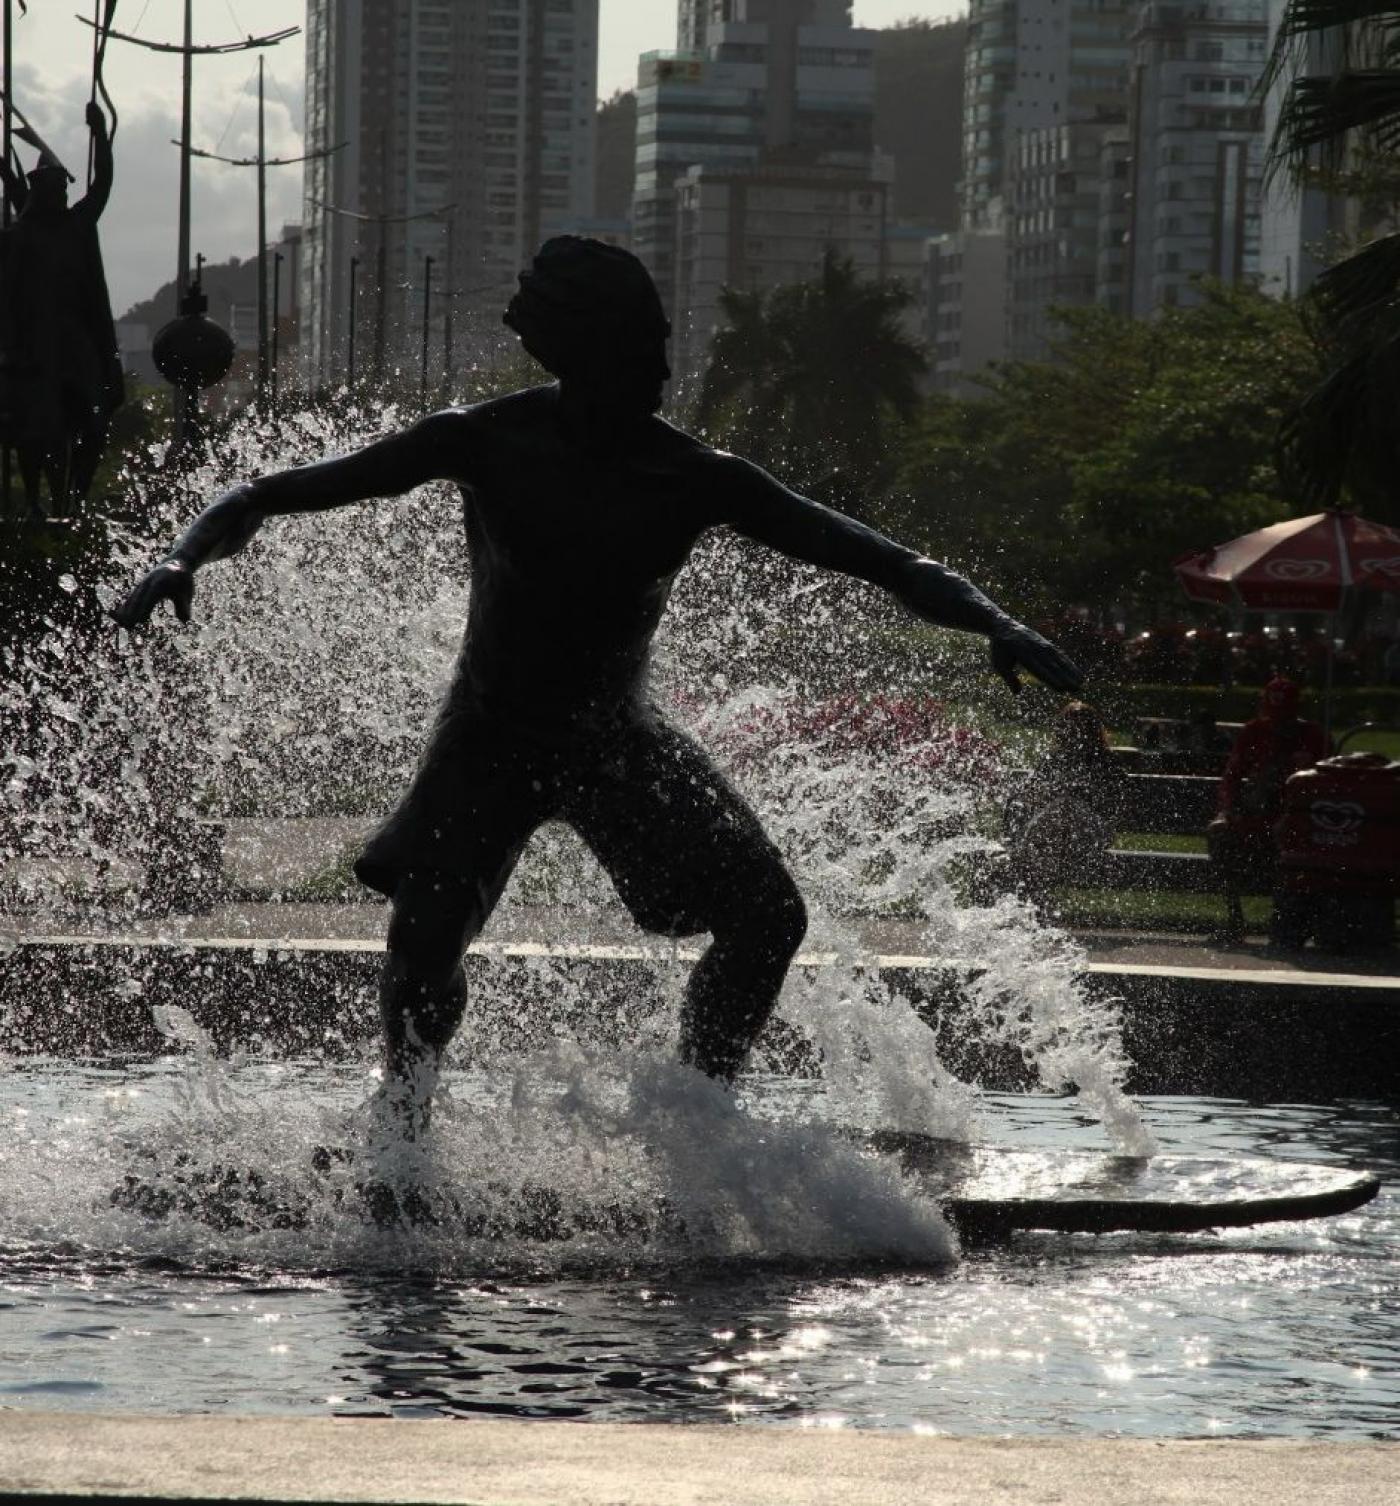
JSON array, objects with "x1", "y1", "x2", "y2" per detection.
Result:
[
  {"x1": 991, "y1": 640, "x2": 1022, "y2": 695},
  {"x1": 172, "y1": 582, "x2": 193, "y2": 624},
  {"x1": 110, "y1": 589, "x2": 147, "y2": 629}
]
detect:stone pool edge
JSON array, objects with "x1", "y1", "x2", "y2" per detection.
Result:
[
  {"x1": 4, "y1": 934, "x2": 1397, "y2": 1098},
  {"x1": 1, "y1": 1412, "x2": 1398, "y2": 1506}
]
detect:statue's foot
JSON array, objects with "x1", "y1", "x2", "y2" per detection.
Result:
[{"x1": 367, "y1": 1061, "x2": 439, "y2": 1143}]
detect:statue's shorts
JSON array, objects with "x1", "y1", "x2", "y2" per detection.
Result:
[{"x1": 355, "y1": 705, "x2": 796, "y2": 938}]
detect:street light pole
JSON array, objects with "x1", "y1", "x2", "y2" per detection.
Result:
[
  {"x1": 347, "y1": 255, "x2": 359, "y2": 388},
  {"x1": 442, "y1": 216, "x2": 454, "y2": 396},
  {"x1": 421, "y1": 254, "x2": 434, "y2": 401},
  {"x1": 271, "y1": 250, "x2": 283, "y2": 406},
  {"x1": 256, "y1": 56, "x2": 268, "y2": 409}
]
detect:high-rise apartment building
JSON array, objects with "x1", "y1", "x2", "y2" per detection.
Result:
[
  {"x1": 677, "y1": 0, "x2": 852, "y2": 53},
  {"x1": 637, "y1": 1, "x2": 881, "y2": 381},
  {"x1": 1124, "y1": 1, "x2": 1269, "y2": 315},
  {"x1": 301, "y1": 0, "x2": 598, "y2": 388},
  {"x1": 926, "y1": 221, "x2": 1009, "y2": 392},
  {"x1": 962, "y1": 0, "x2": 1131, "y2": 231},
  {"x1": 958, "y1": 0, "x2": 1131, "y2": 365},
  {"x1": 1007, "y1": 118, "x2": 1124, "y2": 357}
]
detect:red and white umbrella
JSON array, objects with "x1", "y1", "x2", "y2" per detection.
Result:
[{"x1": 1174, "y1": 509, "x2": 1400, "y2": 613}]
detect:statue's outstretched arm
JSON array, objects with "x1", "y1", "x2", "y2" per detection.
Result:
[
  {"x1": 76, "y1": 102, "x2": 114, "y2": 220},
  {"x1": 112, "y1": 410, "x2": 466, "y2": 627},
  {"x1": 717, "y1": 456, "x2": 1083, "y2": 695}
]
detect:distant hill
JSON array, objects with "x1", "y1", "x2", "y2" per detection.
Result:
[
  {"x1": 875, "y1": 17, "x2": 967, "y2": 230},
  {"x1": 120, "y1": 253, "x2": 264, "y2": 332}
]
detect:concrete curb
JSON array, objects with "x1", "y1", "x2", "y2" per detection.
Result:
[
  {"x1": 3, "y1": 933, "x2": 1397, "y2": 1097},
  {"x1": 1, "y1": 1412, "x2": 1398, "y2": 1505}
]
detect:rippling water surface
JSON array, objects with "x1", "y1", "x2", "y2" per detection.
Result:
[{"x1": 1, "y1": 1058, "x2": 1393, "y2": 1438}]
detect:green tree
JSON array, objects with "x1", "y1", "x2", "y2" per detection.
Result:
[
  {"x1": 889, "y1": 286, "x2": 1324, "y2": 613},
  {"x1": 1264, "y1": 0, "x2": 1400, "y2": 513},
  {"x1": 695, "y1": 249, "x2": 927, "y2": 520}
]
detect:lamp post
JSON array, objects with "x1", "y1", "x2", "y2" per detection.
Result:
[
  {"x1": 420, "y1": 254, "x2": 434, "y2": 401},
  {"x1": 311, "y1": 200, "x2": 454, "y2": 389},
  {"x1": 347, "y1": 255, "x2": 359, "y2": 388}
]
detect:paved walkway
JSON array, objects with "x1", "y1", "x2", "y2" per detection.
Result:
[{"x1": 2, "y1": 1412, "x2": 1396, "y2": 1505}]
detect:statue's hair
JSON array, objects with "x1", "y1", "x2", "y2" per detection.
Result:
[{"x1": 504, "y1": 236, "x2": 670, "y2": 378}]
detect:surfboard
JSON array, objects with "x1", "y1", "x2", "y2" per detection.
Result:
[
  {"x1": 109, "y1": 1136, "x2": 1381, "y2": 1243},
  {"x1": 864, "y1": 1130, "x2": 1382, "y2": 1240}
]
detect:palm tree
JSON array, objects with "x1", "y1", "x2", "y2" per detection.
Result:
[
  {"x1": 694, "y1": 249, "x2": 927, "y2": 519},
  {"x1": 1264, "y1": 1, "x2": 1400, "y2": 514}
]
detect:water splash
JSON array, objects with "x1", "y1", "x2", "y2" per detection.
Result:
[{"x1": 2, "y1": 392, "x2": 1154, "y2": 1240}]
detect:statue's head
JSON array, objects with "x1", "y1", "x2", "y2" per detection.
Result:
[
  {"x1": 504, "y1": 237, "x2": 670, "y2": 414},
  {"x1": 26, "y1": 159, "x2": 69, "y2": 212}
]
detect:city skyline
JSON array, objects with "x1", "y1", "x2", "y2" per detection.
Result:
[{"x1": 2, "y1": 0, "x2": 960, "y2": 315}]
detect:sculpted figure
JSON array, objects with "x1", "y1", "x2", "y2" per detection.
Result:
[
  {"x1": 115, "y1": 238, "x2": 1082, "y2": 1130},
  {"x1": 0, "y1": 104, "x2": 124, "y2": 515}
]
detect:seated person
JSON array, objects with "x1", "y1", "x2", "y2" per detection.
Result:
[{"x1": 1207, "y1": 676, "x2": 1329, "y2": 944}]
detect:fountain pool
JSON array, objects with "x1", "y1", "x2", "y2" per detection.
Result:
[
  {"x1": 1, "y1": 398, "x2": 1395, "y2": 1439},
  {"x1": 0, "y1": 1056, "x2": 1394, "y2": 1437}
]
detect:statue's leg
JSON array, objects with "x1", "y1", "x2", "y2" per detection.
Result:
[
  {"x1": 570, "y1": 718, "x2": 806, "y2": 1082},
  {"x1": 359, "y1": 719, "x2": 549, "y2": 1130},
  {"x1": 379, "y1": 870, "x2": 491, "y2": 1102}
]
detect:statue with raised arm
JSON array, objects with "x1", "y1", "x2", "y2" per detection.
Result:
[
  {"x1": 114, "y1": 238, "x2": 1083, "y2": 1132},
  {"x1": 0, "y1": 103, "x2": 124, "y2": 516}
]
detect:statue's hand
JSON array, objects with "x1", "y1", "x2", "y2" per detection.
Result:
[
  {"x1": 85, "y1": 100, "x2": 107, "y2": 136},
  {"x1": 990, "y1": 623, "x2": 1084, "y2": 696},
  {"x1": 111, "y1": 560, "x2": 195, "y2": 628}
]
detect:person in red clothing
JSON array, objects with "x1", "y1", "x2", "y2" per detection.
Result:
[{"x1": 1208, "y1": 676, "x2": 1329, "y2": 943}]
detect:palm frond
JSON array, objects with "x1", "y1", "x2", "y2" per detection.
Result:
[
  {"x1": 1259, "y1": 1, "x2": 1397, "y2": 97},
  {"x1": 1278, "y1": 298, "x2": 1400, "y2": 507},
  {"x1": 1276, "y1": 356, "x2": 1365, "y2": 507},
  {"x1": 1307, "y1": 229, "x2": 1400, "y2": 339},
  {"x1": 1270, "y1": 71, "x2": 1400, "y2": 183}
]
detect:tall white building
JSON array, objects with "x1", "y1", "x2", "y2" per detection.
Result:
[
  {"x1": 301, "y1": 0, "x2": 598, "y2": 389},
  {"x1": 1124, "y1": 0, "x2": 1269, "y2": 316},
  {"x1": 962, "y1": 0, "x2": 1131, "y2": 232},
  {"x1": 959, "y1": 0, "x2": 1132, "y2": 366}
]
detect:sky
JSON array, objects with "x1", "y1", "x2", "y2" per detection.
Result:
[{"x1": 4, "y1": 1, "x2": 962, "y2": 316}]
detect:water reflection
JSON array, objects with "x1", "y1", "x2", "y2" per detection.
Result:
[{"x1": 0, "y1": 1080, "x2": 1394, "y2": 1435}]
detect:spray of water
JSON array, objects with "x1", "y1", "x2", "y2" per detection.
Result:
[{"x1": 1, "y1": 395, "x2": 1153, "y2": 1269}]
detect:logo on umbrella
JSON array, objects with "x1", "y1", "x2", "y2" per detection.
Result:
[
  {"x1": 1359, "y1": 556, "x2": 1400, "y2": 578},
  {"x1": 1264, "y1": 559, "x2": 1330, "y2": 580},
  {"x1": 1308, "y1": 799, "x2": 1365, "y2": 848}
]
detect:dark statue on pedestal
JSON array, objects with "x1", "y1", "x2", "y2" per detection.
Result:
[
  {"x1": 115, "y1": 237, "x2": 1084, "y2": 1134},
  {"x1": 0, "y1": 103, "x2": 124, "y2": 517}
]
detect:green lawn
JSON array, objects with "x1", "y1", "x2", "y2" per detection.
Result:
[
  {"x1": 1113, "y1": 832, "x2": 1208, "y2": 854},
  {"x1": 1048, "y1": 888, "x2": 1268, "y2": 935}
]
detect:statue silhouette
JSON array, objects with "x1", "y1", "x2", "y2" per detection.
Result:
[
  {"x1": 114, "y1": 237, "x2": 1083, "y2": 1131},
  {"x1": 0, "y1": 103, "x2": 124, "y2": 516}
]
